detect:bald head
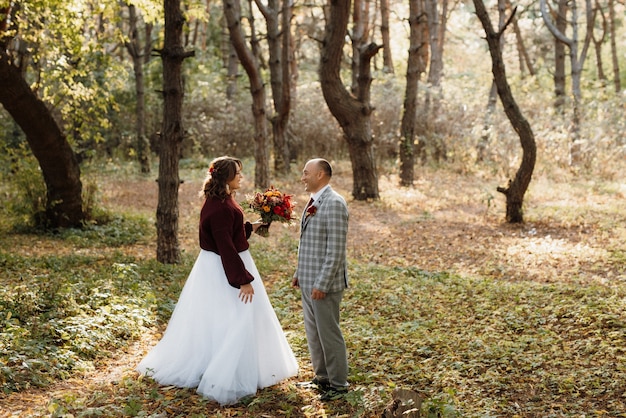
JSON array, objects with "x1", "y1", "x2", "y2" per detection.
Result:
[
  {"x1": 301, "y1": 158, "x2": 333, "y2": 194},
  {"x1": 311, "y1": 158, "x2": 332, "y2": 178}
]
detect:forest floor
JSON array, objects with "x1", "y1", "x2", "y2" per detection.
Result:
[{"x1": 1, "y1": 162, "x2": 625, "y2": 417}]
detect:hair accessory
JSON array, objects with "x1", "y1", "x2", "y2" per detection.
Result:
[{"x1": 209, "y1": 165, "x2": 215, "y2": 174}]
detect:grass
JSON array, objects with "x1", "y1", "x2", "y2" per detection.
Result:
[{"x1": 0, "y1": 160, "x2": 625, "y2": 417}]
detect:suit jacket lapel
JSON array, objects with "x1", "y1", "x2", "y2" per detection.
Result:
[{"x1": 301, "y1": 187, "x2": 332, "y2": 232}]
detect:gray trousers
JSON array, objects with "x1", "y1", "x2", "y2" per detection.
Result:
[{"x1": 301, "y1": 289, "x2": 348, "y2": 389}]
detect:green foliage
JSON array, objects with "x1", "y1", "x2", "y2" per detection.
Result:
[
  {"x1": 0, "y1": 146, "x2": 123, "y2": 230},
  {"x1": 13, "y1": 0, "x2": 129, "y2": 153},
  {"x1": 0, "y1": 218, "x2": 187, "y2": 394},
  {"x1": 0, "y1": 145, "x2": 47, "y2": 228}
]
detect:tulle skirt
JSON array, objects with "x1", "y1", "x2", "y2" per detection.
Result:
[{"x1": 137, "y1": 249, "x2": 298, "y2": 405}]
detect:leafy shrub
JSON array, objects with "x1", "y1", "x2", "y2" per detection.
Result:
[
  {"x1": 0, "y1": 216, "x2": 186, "y2": 394},
  {"x1": 1, "y1": 145, "x2": 47, "y2": 228}
]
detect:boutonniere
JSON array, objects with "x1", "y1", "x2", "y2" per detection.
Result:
[{"x1": 306, "y1": 205, "x2": 317, "y2": 218}]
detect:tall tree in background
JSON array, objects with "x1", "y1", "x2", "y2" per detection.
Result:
[
  {"x1": 507, "y1": 0, "x2": 535, "y2": 77},
  {"x1": 399, "y1": 0, "x2": 427, "y2": 186},
  {"x1": 552, "y1": 0, "x2": 568, "y2": 108},
  {"x1": 254, "y1": 0, "x2": 293, "y2": 174},
  {"x1": 591, "y1": 0, "x2": 607, "y2": 84},
  {"x1": 222, "y1": 19, "x2": 240, "y2": 99},
  {"x1": 351, "y1": 0, "x2": 370, "y2": 95},
  {"x1": 125, "y1": 4, "x2": 152, "y2": 174},
  {"x1": 420, "y1": 0, "x2": 451, "y2": 161},
  {"x1": 156, "y1": 0, "x2": 194, "y2": 263},
  {"x1": 541, "y1": 0, "x2": 595, "y2": 165},
  {"x1": 473, "y1": 0, "x2": 536, "y2": 223},
  {"x1": 320, "y1": 0, "x2": 380, "y2": 200},
  {"x1": 224, "y1": 0, "x2": 270, "y2": 188},
  {"x1": 477, "y1": 0, "x2": 505, "y2": 162},
  {"x1": 424, "y1": 0, "x2": 449, "y2": 112},
  {"x1": 380, "y1": 0, "x2": 394, "y2": 73},
  {"x1": 0, "y1": 4, "x2": 85, "y2": 228},
  {"x1": 608, "y1": 0, "x2": 621, "y2": 92}
]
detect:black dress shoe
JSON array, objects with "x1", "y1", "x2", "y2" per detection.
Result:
[
  {"x1": 311, "y1": 376, "x2": 331, "y2": 390},
  {"x1": 296, "y1": 377, "x2": 330, "y2": 392},
  {"x1": 319, "y1": 387, "x2": 348, "y2": 401}
]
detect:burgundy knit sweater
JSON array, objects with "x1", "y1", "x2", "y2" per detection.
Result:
[{"x1": 199, "y1": 196, "x2": 254, "y2": 288}]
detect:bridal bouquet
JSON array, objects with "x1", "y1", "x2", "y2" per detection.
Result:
[{"x1": 247, "y1": 186, "x2": 295, "y2": 236}]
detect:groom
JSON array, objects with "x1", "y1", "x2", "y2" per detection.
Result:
[{"x1": 292, "y1": 158, "x2": 349, "y2": 401}]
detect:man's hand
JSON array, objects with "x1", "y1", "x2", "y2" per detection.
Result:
[
  {"x1": 291, "y1": 277, "x2": 299, "y2": 288},
  {"x1": 251, "y1": 221, "x2": 267, "y2": 233},
  {"x1": 239, "y1": 283, "x2": 254, "y2": 303},
  {"x1": 311, "y1": 288, "x2": 326, "y2": 300}
]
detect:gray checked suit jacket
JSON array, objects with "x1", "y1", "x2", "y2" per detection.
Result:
[{"x1": 295, "y1": 186, "x2": 349, "y2": 293}]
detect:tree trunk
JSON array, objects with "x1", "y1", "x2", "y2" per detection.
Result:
[
  {"x1": 224, "y1": 0, "x2": 270, "y2": 188},
  {"x1": 507, "y1": 0, "x2": 535, "y2": 77},
  {"x1": 350, "y1": 0, "x2": 370, "y2": 96},
  {"x1": 553, "y1": 0, "x2": 568, "y2": 108},
  {"x1": 221, "y1": 16, "x2": 240, "y2": 100},
  {"x1": 473, "y1": 1, "x2": 537, "y2": 223},
  {"x1": 126, "y1": 4, "x2": 151, "y2": 174},
  {"x1": 320, "y1": 0, "x2": 380, "y2": 200},
  {"x1": 399, "y1": 0, "x2": 426, "y2": 186},
  {"x1": 591, "y1": 1, "x2": 607, "y2": 84},
  {"x1": 477, "y1": 0, "x2": 505, "y2": 162},
  {"x1": 380, "y1": 0, "x2": 394, "y2": 74},
  {"x1": 0, "y1": 50, "x2": 85, "y2": 228},
  {"x1": 254, "y1": 0, "x2": 292, "y2": 174},
  {"x1": 541, "y1": 0, "x2": 594, "y2": 166},
  {"x1": 608, "y1": 0, "x2": 621, "y2": 92},
  {"x1": 281, "y1": 0, "x2": 294, "y2": 167},
  {"x1": 422, "y1": 0, "x2": 449, "y2": 161},
  {"x1": 157, "y1": 0, "x2": 194, "y2": 263},
  {"x1": 247, "y1": 0, "x2": 264, "y2": 69},
  {"x1": 144, "y1": 23, "x2": 153, "y2": 64},
  {"x1": 425, "y1": 0, "x2": 442, "y2": 112},
  {"x1": 477, "y1": 81, "x2": 498, "y2": 162}
]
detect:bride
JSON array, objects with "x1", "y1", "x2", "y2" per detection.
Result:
[{"x1": 137, "y1": 156, "x2": 298, "y2": 405}]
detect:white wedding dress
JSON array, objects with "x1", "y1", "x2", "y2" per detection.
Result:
[{"x1": 137, "y1": 249, "x2": 298, "y2": 405}]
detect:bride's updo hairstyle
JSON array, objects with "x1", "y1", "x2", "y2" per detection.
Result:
[{"x1": 200, "y1": 156, "x2": 243, "y2": 200}]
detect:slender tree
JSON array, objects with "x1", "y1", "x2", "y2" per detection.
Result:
[
  {"x1": 608, "y1": 0, "x2": 621, "y2": 92},
  {"x1": 591, "y1": 0, "x2": 607, "y2": 84},
  {"x1": 553, "y1": 0, "x2": 568, "y2": 108},
  {"x1": 420, "y1": 0, "x2": 452, "y2": 161},
  {"x1": 477, "y1": 0, "x2": 505, "y2": 162},
  {"x1": 320, "y1": 0, "x2": 380, "y2": 200},
  {"x1": 351, "y1": 0, "x2": 370, "y2": 95},
  {"x1": 473, "y1": 0, "x2": 536, "y2": 223},
  {"x1": 541, "y1": 0, "x2": 595, "y2": 165},
  {"x1": 224, "y1": 0, "x2": 270, "y2": 188},
  {"x1": 254, "y1": 0, "x2": 293, "y2": 174},
  {"x1": 125, "y1": 4, "x2": 151, "y2": 174},
  {"x1": 380, "y1": 0, "x2": 394, "y2": 73},
  {"x1": 399, "y1": 0, "x2": 427, "y2": 186},
  {"x1": 507, "y1": 0, "x2": 535, "y2": 77},
  {"x1": 221, "y1": 16, "x2": 241, "y2": 99},
  {"x1": 156, "y1": 0, "x2": 195, "y2": 263}
]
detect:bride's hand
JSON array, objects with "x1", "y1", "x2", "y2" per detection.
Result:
[{"x1": 239, "y1": 283, "x2": 254, "y2": 303}]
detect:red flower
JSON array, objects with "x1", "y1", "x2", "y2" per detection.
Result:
[{"x1": 306, "y1": 205, "x2": 317, "y2": 217}]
